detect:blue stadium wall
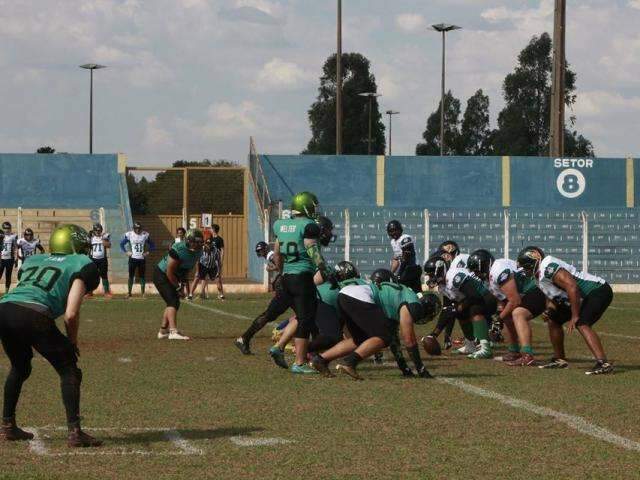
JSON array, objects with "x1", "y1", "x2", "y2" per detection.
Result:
[
  {"x1": 261, "y1": 155, "x2": 639, "y2": 283},
  {"x1": 0, "y1": 153, "x2": 133, "y2": 279}
]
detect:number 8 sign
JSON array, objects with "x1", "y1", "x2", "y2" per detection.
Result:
[{"x1": 556, "y1": 168, "x2": 586, "y2": 199}]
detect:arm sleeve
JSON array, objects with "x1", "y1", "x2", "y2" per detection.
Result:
[
  {"x1": 303, "y1": 223, "x2": 321, "y2": 239},
  {"x1": 71, "y1": 262, "x2": 100, "y2": 293},
  {"x1": 147, "y1": 237, "x2": 156, "y2": 252},
  {"x1": 218, "y1": 237, "x2": 224, "y2": 249},
  {"x1": 119, "y1": 236, "x2": 129, "y2": 253}
]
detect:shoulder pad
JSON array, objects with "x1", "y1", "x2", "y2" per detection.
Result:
[
  {"x1": 452, "y1": 271, "x2": 467, "y2": 288},
  {"x1": 496, "y1": 269, "x2": 512, "y2": 286}
]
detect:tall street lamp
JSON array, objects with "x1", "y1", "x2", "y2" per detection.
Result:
[
  {"x1": 358, "y1": 92, "x2": 381, "y2": 155},
  {"x1": 431, "y1": 23, "x2": 461, "y2": 156},
  {"x1": 336, "y1": 0, "x2": 343, "y2": 155},
  {"x1": 386, "y1": 110, "x2": 400, "y2": 156},
  {"x1": 79, "y1": 63, "x2": 107, "y2": 154}
]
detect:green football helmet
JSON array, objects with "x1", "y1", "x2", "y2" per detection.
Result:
[
  {"x1": 49, "y1": 224, "x2": 91, "y2": 255},
  {"x1": 185, "y1": 228, "x2": 204, "y2": 250},
  {"x1": 290, "y1": 191, "x2": 319, "y2": 219}
]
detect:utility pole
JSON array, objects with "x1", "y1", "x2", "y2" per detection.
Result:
[
  {"x1": 386, "y1": 110, "x2": 399, "y2": 156},
  {"x1": 79, "y1": 64, "x2": 107, "y2": 154},
  {"x1": 336, "y1": 0, "x2": 343, "y2": 155},
  {"x1": 550, "y1": 0, "x2": 566, "y2": 158}
]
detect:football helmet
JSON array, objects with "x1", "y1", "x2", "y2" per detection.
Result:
[
  {"x1": 255, "y1": 241, "x2": 269, "y2": 257},
  {"x1": 517, "y1": 246, "x2": 545, "y2": 277},
  {"x1": 386, "y1": 220, "x2": 403, "y2": 240},
  {"x1": 50, "y1": 224, "x2": 91, "y2": 255},
  {"x1": 423, "y1": 254, "x2": 449, "y2": 288},
  {"x1": 370, "y1": 268, "x2": 397, "y2": 285},
  {"x1": 290, "y1": 192, "x2": 319, "y2": 219},
  {"x1": 317, "y1": 216, "x2": 336, "y2": 246},
  {"x1": 24, "y1": 228, "x2": 34, "y2": 239},
  {"x1": 467, "y1": 249, "x2": 495, "y2": 280},
  {"x1": 185, "y1": 229, "x2": 204, "y2": 250},
  {"x1": 438, "y1": 240, "x2": 460, "y2": 262},
  {"x1": 334, "y1": 261, "x2": 359, "y2": 281}
]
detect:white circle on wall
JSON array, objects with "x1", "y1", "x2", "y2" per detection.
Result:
[{"x1": 556, "y1": 168, "x2": 586, "y2": 199}]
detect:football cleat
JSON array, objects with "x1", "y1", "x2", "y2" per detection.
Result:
[
  {"x1": 0, "y1": 420, "x2": 34, "y2": 442},
  {"x1": 168, "y1": 330, "x2": 190, "y2": 340},
  {"x1": 443, "y1": 336, "x2": 453, "y2": 350},
  {"x1": 234, "y1": 338, "x2": 251, "y2": 355},
  {"x1": 336, "y1": 363, "x2": 363, "y2": 381},
  {"x1": 67, "y1": 428, "x2": 103, "y2": 448},
  {"x1": 468, "y1": 344, "x2": 493, "y2": 359},
  {"x1": 218, "y1": 294, "x2": 225, "y2": 300},
  {"x1": 310, "y1": 354, "x2": 334, "y2": 377},
  {"x1": 157, "y1": 329, "x2": 169, "y2": 340},
  {"x1": 538, "y1": 358, "x2": 569, "y2": 369},
  {"x1": 506, "y1": 353, "x2": 536, "y2": 366},
  {"x1": 417, "y1": 366, "x2": 434, "y2": 379},
  {"x1": 455, "y1": 339, "x2": 478, "y2": 355},
  {"x1": 269, "y1": 346, "x2": 288, "y2": 369},
  {"x1": 585, "y1": 361, "x2": 613, "y2": 375},
  {"x1": 290, "y1": 364, "x2": 317, "y2": 374}
]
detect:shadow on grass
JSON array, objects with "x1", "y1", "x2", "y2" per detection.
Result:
[
  {"x1": 105, "y1": 426, "x2": 264, "y2": 446},
  {"x1": 608, "y1": 364, "x2": 640, "y2": 373}
]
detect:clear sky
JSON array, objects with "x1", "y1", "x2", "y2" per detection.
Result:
[{"x1": 1, "y1": 0, "x2": 638, "y2": 166}]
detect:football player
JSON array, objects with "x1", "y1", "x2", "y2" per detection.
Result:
[
  {"x1": 120, "y1": 222, "x2": 155, "y2": 298},
  {"x1": 425, "y1": 240, "x2": 467, "y2": 348},
  {"x1": 517, "y1": 246, "x2": 614, "y2": 375},
  {"x1": 154, "y1": 229, "x2": 204, "y2": 341},
  {"x1": 17, "y1": 228, "x2": 44, "y2": 266},
  {"x1": 0, "y1": 225, "x2": 102, "y2": 447},
  {"x1": 190, "y1": 237, "x2": 220, "y2": 300},
  {"x1": 467, "y1": 249, "x2": 546, "y2": 366},
  {"x1": 268, "y1": 192, "x2": 333, "y2": 374},
  {"x1": 88, "y1": 223, "x2": 112, "y2": 298},
  {"x1": 423, "y1": 252, "x2": 497, "y2": 359},
  {"x1": 0, "y1": 222, "x2": 18, "y2": 293},
  {"x1": 386, "y1": 220, "x2": 422, "y2": 293},
  {"x1": 234, "y1": 242, "x2": 282, "y2": 354},
  {"x1": 310, "y1": 269, "x2": 432, "y2": 380}
]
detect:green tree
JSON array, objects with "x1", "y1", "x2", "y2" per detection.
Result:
[
  {"x1": 493, "y1": 32, "x2": 594, "y2": 157},
  {"x1": 459, "y1": 89, "x2": 493, "y2": 155},
  {"x1": 304, "y1": 53, "x2": 385, "y2": 155},
  {"x1": 416, "y1": 91, "x2": 461, "y2": 155},
  {"x1": 126, "y1": 173, "x2": 149, "y2": 215},
  {"x1": 36, "y1": 146, "x2": 55, "y2": 153}
]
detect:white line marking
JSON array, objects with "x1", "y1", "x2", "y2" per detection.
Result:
[
  {"x1": 25, "y1": 428, "x2": 48, "y2": 456},
  {"x1": 183, "y1": 301, "x2": 251, "y2": 320},
  {"x1": 43, "y1": 449, "x2": 191, "y2": 457},
  {"x1": 439, "y1": 377, "x2": 640, "y2": 452},
  {"x1": 205, "y1": 357, "x2": 215, "y2": 362},
  {"x1": 118, "y1": 357, "x2": 132, "y2": 363},
  {"x1": 230, "y1": 436, "x2": 294, "y2": 447},
  {"x1": 164, "y1": 430, "x2": 203, "y2": 455}
]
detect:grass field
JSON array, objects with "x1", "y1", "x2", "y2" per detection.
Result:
[{"x1": 1, "y1": 293, "x2": 640, "y2": 479}]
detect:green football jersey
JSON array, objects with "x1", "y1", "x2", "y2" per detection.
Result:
[
  {"x1": 273, "y1": 217, "x2": 319, "y2": 275},
  {"x1": 371, "y1": 282, "x2": 419, "y2": 323},
  {"x1": 157, "y1": 242, "x2": 200, "y2": 276},
  {"x1": 318, "y1": 278, "x2": 368, "y2": 309},
  {"x1": 0, "y1": 254, "x2": 99, "y2": 318}
]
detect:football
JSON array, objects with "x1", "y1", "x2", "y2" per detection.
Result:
[{"x1": 421, "y1": 335, "x2": 442, "y2": 356}]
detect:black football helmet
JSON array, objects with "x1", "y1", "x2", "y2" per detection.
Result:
[
  {"x1": 24, "y1": 228, "x2": 34, "y2": 238},
  {"x1": 467, "y1": 249, "x2": 495, "y2": 280},
  {"x1": 415, "y1": 292, "x2": 443, "y2": 325},
  {"x1": 423, "y1": 254, "x2": 449, "y2": 288},
  {"x1": 386, "y1": 220, "x2": 403, "y2": 240},
  {"x1": 92, "y1": 223, "x2": 103, "y2": 235},
  {"x1": 334, "y1": 261, "x2": 359, "y2": 281},
  {"x1": 517, "y1": 246, "x2": 545, "y2": 277},
  {"x1": 371, "y1": 268, "x2": 397, "y2": 285},
  {"x1": 133, "y1": 222, "x2": 142, "y2": 232},
  {"x1": 2, "y1": 222, "x2": 11, "y2": 232},
  {"x1": 255, "y1": 241, "x2": 269, "y2": 257},
  {"x1": 438, "y1": 240, "x2": 460, "y2": 262},
  {"x1": 317, "y1": 216, "x2": 336, "y2": 247}
]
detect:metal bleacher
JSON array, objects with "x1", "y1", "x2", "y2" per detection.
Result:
[{"x1": 320, "y1": 206, "x2": 640, "y2": 284}]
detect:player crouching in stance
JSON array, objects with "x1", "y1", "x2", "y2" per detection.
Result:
[
  {"x1": 154, "y1": 229, "x2": 204, "y2": 341},
  {"x1": 467, "y1": 249, "x2": 546, "y2": 366},
  {"x1": 311, "y1": 269, "x2": 432, "y2": 380},
  {"x1": 517, "y1": 246, "x2": 614, "y2": 375},
  {"x1": 423, "y1": 252, "x2": 497, "y2": 359},
  {"x1": 0, "y1": 225, "x2": 102, "y2": 447}
]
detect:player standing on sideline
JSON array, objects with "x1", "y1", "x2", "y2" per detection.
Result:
[
  {"x1": 0, "y1": 224, "x2": 102, "y2": 447},
  {"x1": 17, "y1": 228, "x2": 44, "y2": 266},
  {"x1": 120, "y1": 222, "x2": 155, "y2": 298},
  {"x1": 269, "y1": 192, "x2": 332, "y2": 374},
  {"x1": 174, "y1": 228, "x2": 191, "y2": 299},
  {"x1": 517, "y1": 246, "x2": 614, "y2": 375},
  {"x1": 234, "y1": 242, "x2": 280, "y2": 354},
  {"x1": 0, "y1": 222, "x2": 18, "y2": 294},
  {"x1": 210, "y1": 224, "x2": 225, "y2": 300},
  {"x1": 386, "y1": 220, "x2": 422, "y2": 293},
  {"x1": 155, "y1": 229, "x2": 204, "y2": 341},
  {"x1": 88, "y1": 223, "x2": 112, "y2": 298},
  {"x1": 190, "y1": 237, "x2": 220, "y2": 299}
]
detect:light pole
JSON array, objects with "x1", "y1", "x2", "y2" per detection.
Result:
[
  {"x1": 386, "y1": 110, "x2": 400, "y2": 156},
  {"x1": 431, "y1": 23, "x2": 461, "y2": 156},
  {"x1": 79, "y1": 63, "x2": 106, "y2": 154},
  {"x1": 358, "y1": 92, "x2": 381, "y2": 155},
  {"x1": 550, "y1": 0, "x2": 566, "y2": 157},
  {"x1": 336, "y1": 0, "x2": 343, "y2": 155}
]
